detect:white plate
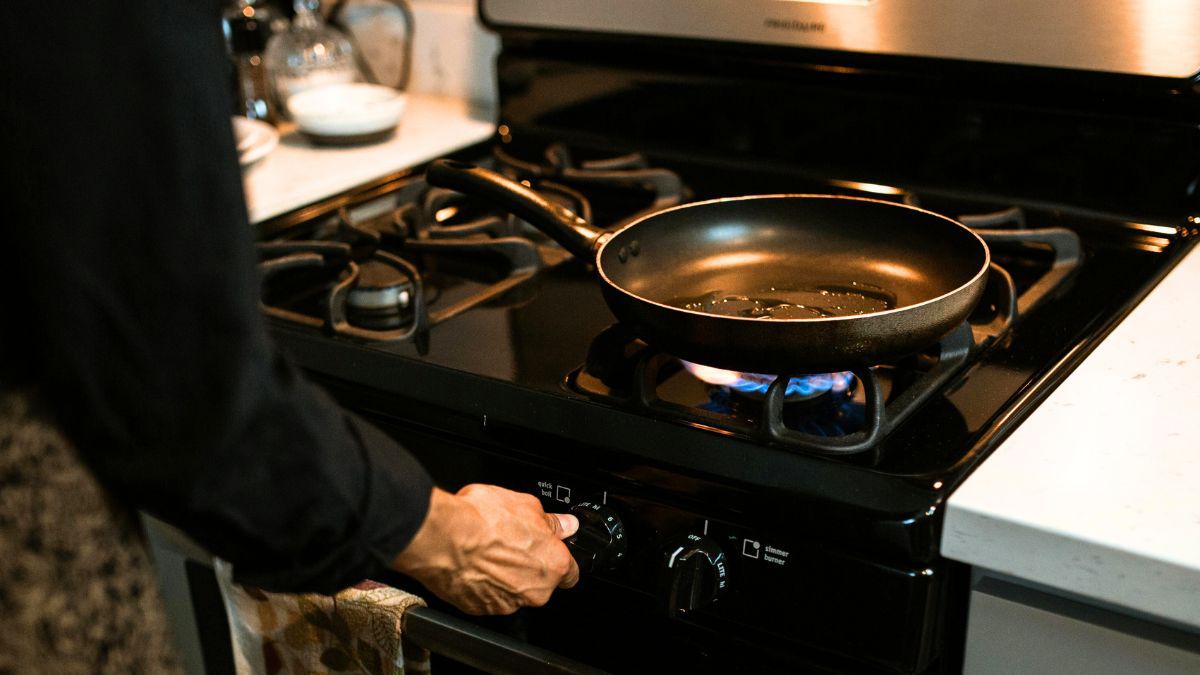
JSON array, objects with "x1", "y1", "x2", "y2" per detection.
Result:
[{"x1": 231, "y1": 116, "x2": 279, "y2": 167}]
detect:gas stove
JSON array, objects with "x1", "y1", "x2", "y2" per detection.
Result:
[{"x1": 255, "y1": 5, "x2": 1200, "y2": 672}]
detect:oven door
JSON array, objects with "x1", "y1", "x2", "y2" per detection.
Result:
[{"x1": 402, "y1": 606, "x2": 609, "y2": 674}]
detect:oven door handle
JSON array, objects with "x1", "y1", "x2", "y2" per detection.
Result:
[{"x1": 402, "y1": 605, "x2": 612, "y2": 675}]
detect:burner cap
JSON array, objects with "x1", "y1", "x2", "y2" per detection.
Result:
[{"x1": 346, "y1": 260, "x2": 413, "y2": 313}]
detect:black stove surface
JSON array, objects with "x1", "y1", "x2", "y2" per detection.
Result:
[{"x1": 262, "y1": 141, "x2": 1191, "y2": 548}]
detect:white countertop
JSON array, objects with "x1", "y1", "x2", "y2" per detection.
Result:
[
  {"x1": 943, "y1": 241, "x2": 1200, "y2": 630},
  {"x1": 242, "y1": 93, "x2": 495, "y2": 224}
]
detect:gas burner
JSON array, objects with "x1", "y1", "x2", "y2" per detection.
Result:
[
  {"x1": 571, "y1": 321, "x2": 979, "y2": 457},
  {"x1": 345, "y1": 259, "x2": 416, "y2": 329},
  {"x1": 254, "y1": 173, "x2": 588, "y2": 344},
  {"x1": 701, "y1": 386, "x2": 866, "y2": 439},
  {"x1": 255, "y1": 236, "x2": 428, "y2": 344},
  {"x1": 680, "y1": 360, "x2": 855, "y2": 404}
]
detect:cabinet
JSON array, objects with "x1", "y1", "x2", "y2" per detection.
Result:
[{"x1": 964, "y1": 572, "x2": 1200, "y2": 674}]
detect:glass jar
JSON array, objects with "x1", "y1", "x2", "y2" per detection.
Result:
[{"x1": 263, "y1": 0, "x2": 362, "y2": 113}]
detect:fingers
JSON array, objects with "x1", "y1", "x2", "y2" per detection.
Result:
[
  {"x1": 545, "y1": 512, "x2": 579, "y2": 539},
  {"x1": 545, "y1": 513, "x2": 581, "y2": 589},
  {"x1": 558, "y1": 556, "x2": 581, "y2": 589}
]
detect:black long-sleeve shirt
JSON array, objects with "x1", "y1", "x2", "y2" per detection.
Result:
[{"x1": 0, "y1": 1, "x2": 432, "y2": 593}]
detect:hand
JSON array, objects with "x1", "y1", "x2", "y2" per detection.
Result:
[{"x1": 391, "y1": 484, "x2": 580, "y2": 615}]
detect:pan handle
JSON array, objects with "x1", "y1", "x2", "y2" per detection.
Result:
[{"x1": 427, "y1": 159, "x2": 609, "y2": 260}]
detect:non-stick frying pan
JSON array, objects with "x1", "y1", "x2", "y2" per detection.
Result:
[{"x1": 427, "y1": 159, "x2": 990, "y2": 375}]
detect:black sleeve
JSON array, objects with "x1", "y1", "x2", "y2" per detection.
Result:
[{"x1": 0, "y1": 1, "x2": 433, "y2": 593}]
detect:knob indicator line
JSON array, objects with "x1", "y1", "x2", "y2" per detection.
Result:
[{"x1": 668, "y1": 546, "x2": 684, "y2": 568}]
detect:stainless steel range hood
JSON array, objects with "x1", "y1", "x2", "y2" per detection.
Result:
[{"x1": 480, "y1": 0, "x2": 1200, "y2": 79}]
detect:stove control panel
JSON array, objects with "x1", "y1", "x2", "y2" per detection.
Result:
[
  {"x1": 526, "y1": 477, "x2": 750, "y2": 617},
  {"x1": 375, "y1": 416, "x2": 948, "y2": 673}
]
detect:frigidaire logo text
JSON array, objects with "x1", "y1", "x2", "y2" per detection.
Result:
[{"x1": 764, "y1": 18, "x2": 826, "y2": 33}]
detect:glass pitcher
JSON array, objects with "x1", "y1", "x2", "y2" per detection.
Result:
[{"x1": 263, "y1": 0, "x2": 362, "y2": 109}]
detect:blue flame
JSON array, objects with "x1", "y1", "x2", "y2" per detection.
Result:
[
  {"x1": 680, "y1": 360, "x2": 854, "y2": 400},
  {"x1": 699, "y1": 380, "x2": 865, "y2": 437},
  {"x1": 728, "y1": 372, "x2": 854, "y2": 398}
]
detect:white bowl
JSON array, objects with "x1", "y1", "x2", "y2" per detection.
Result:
[
  {"x1": 231, "y1": 116, "x2": 279, "y2": 167},
  {"x1": 287, "y1": 83, "x2": 406, "y2": 142}
]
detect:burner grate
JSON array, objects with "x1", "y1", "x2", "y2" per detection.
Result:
[
  {"x1": 255, "y1": 206, "x2": 551, "y2": 347},
  {"x1": 493, "y1": 142, "x2": 687, "y2": 225},
  {"x1": 256, "y1": 150, "x2": 690, "y2": 346},
  {"x1": 572, "y1": 322, "x2": 974, "y2": 458}
]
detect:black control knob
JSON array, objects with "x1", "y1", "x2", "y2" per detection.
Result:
[
  {"x1": 660, "y1": 533, "x2": 728, "y2": 617},
  {"x1": 564, "y1": 500, "x2": 627, "y2": 573}
]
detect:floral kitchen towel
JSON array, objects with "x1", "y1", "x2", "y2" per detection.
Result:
[{"x1": 217, "y1": 565, "x2": 431, "y2": 675}]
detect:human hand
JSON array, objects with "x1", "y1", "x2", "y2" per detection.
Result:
[{"x1": 392, "y1": 484, "x2": 580, "y2": 615}]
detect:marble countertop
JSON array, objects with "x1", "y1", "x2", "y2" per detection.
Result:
[
  {"x1": 943, "y1": 241, "x2": 1200, "y2": 630},
  {"x1": 242, "y1": 93, "x2": 495, "y2": 224}
]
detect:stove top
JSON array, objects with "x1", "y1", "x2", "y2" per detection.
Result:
[{"x1": 259, "y1": 131, "x2": 1191, "y2": 541}]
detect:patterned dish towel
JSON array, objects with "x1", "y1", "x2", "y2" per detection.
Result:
[{"x1": 217, "y1": 564, "x2": 431, "y2": 675}]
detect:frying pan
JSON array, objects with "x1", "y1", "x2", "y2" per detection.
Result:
[{"x1": 427, "y1": 159, "x2": 990, "y2": 374}]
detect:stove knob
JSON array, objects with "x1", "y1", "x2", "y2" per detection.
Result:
[
  {"x1": 564, "y1": 500, "x2": 627, "y2": 574},
  {"x1": 660, "y1": 534, "x2": 728, "y2": 617}
]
